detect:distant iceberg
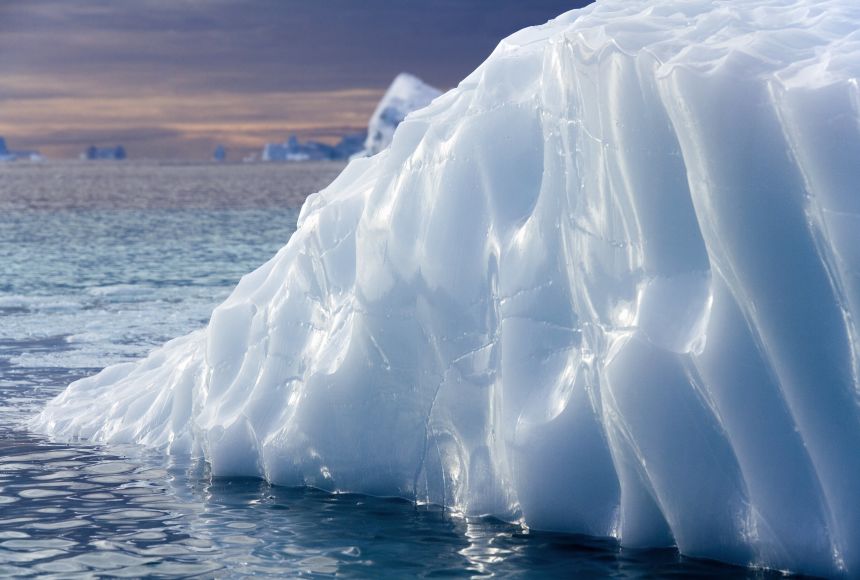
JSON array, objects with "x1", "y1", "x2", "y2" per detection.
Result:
[
  {"x1": 35, "y1": 1, "x2": 860, "y2": 576},
  {"x1": 261, "y1": 133, "x2": 366, "y2": 162},
  {"x1": 259, "y1": 73, "x2": 439, "y2": 162},
  {"x1": 213, "y1": 144, "x2": 227, "y2": 163},
  {"x1": 353, "y1": 73, "x2": 441, "y2": 158},
  {"x1": 0, "y1": 136, "x2": 43, "y2": 162},
  {"x1": 82, "y1": 145, "x2": 126, "y2": 161}
]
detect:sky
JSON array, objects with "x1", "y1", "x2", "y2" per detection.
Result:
[{"x1": 0, "y1": 1, "x2": 589, "y2": 160}]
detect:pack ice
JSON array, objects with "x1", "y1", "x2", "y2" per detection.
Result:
[{"x1": 35, "y1": 0, "x2": 860, "y2": 575}]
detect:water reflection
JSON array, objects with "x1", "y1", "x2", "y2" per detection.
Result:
[
  {"x1": 0, "y1": 437, "x2": 215, "y2": 577},
  {"x1": 0, "y1": 429, "x2": 797, "y2": 578},
  {"x1": 0, "y1": 355, "x2": 796, "y2": 578}
]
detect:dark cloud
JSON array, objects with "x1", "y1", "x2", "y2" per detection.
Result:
[
  {"x1": 32, "y1": 127, "x2": 184, "y2": 147},
  {"x1": 0, "y1": 1, "x2": 592, "y2": 158}
]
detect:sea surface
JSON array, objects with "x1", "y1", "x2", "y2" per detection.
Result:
[{"x1": 0, "y1": 161, "x2": 786, "y2": 578}]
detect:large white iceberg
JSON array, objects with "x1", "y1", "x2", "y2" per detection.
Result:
[{"x1": 35, "y1": 1, "x2": 860, "y2": 576}]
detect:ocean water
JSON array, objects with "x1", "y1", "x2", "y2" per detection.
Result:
[{"x1": 0, "y1": 161, "x2": 785, "y2": 578}]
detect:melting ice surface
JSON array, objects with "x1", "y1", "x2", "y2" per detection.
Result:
[{"x1": 36, "y1": 1, "x2": 860, "y2": 576}]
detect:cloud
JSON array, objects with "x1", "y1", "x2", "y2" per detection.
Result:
[
  {"x1": 0, "y1": 88, "x2": 383, "y2": 158},
  {"x1": 0, "y1": 0, "x2": 589, "y2": 158},
  {"x1": 32, "y1": 126, "x2": 184, "y2": 146}
]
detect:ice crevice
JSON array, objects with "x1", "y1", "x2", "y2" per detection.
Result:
[{"x1": 33, "y1": 1, "x2": 860, "y2": 576}]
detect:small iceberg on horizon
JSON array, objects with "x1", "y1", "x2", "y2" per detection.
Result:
[{"x1": 34, "y1": 1, "x2": 860, "y2": 576}]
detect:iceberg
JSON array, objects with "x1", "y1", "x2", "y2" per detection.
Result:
[
  {"x1": 261, "y1": 133, "x2": 366, "y2": 162},
  {"x1": 0, "y1": 136, "x2": 43, "y2": 162},
  {"x1": 83, "y1": 145, "x2": 126, "y2": 161},
  {"x1": 353, "y1": 73, "x2": 442, "y2": 157},
  {"x1": 35, "y1": 0, "x2": 860, "y2": 575},
  {"x1": 213, "y1": 144, "x2": 227, "y2": 162}
]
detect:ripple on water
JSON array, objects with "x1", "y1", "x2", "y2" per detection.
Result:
[
  {"x1": 113, "y1": 561, "x2": 224, "y2": 577},
  {"x1": 20, "y1": 481, "x2": 95, "y2": 491},
  {"x1": 124, "y1": 531, "x2": 166, "y2": 541},
  {"x1": 226, "y1": 521, "x2": 257, "y2": 530},
  {"x1": 114, "y1": 486, "x2": 161, "y2": 496},
  {"x1": 94, "y1": 509, "x2": 167, "y2": 521},
  {"x1": 48, "y1": 461, "x2": 86, "y2": 468},
  {"x1": 222, "y1": 534, "x2": 260, "y2": 545},
  {"x1": 0, "y1": 548, "x2": 66, "y2": 563},
  {"x1": 86, "y1": 476, "x2": 136, "y2": 484},
  {"x1": 17, "y1": 489, "x2": 71, "y2": 499},
  {"x1": 63, "y1": 551, "x2": 160, "y2": 571},
  {"x1": 58, "y1": 481, "x2": 100, "y2": 491},
  {"x1": 79, "y1": 493, "x2": 117, "y2": 500},
  {"x1": 0, "y1": 451, "x2": 78, "y2": 463},
  {"x1": 0, "y1": 518, "x2": 35, "y2": 526},
  {"x1": 34, "y1": 508, "x2": 66, "y2": 514},
  {"x1": 178, "y1": 538, "x2": 217, "y2": 551},
  {"x1": 0, "y1": 539, "x2": 77, "y2": 550},
  {"x1": 0, "y1": 463, "x2": 35, "y2": 472},
  {"x1": 32, "y1": 470, "x2": 80, "y2": 481},
  {"x1": 83, "y1": 462, "x2": 136, "y2": 475},
  {"x1": 134, "y1": 468, "x2": 168, "y2": 479},
  {"x1": 33, "y1": 559, "x2": 90, "y2": 574},
  {"x1": 26, "y1": 519, "x2": 89, "y2": 530},
  {"x1": 299, "y1": 555, "x2": 340, "y2": 575},
  {"x1": 133, "y1": 544, "x2": 192, "y2": 557}
]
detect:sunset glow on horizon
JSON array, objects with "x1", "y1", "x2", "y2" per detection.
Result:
[
  {"x1": 0, "y1": 0, "x2": 585, "y2": 160},
  {"x1": 0, "y1": 84, "x2": 385, "y2": 160}
]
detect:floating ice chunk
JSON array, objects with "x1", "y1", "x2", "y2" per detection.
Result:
[{"x1": 34, "y1": 1, "x2": 860, "y2": 575}]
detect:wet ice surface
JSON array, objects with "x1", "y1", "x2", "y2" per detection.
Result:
[{"x1": 0, "y1": 162, "x2": 780, "y2": 577}]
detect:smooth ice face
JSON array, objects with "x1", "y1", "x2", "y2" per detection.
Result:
[{"x1": 35, "y1": 1, "x2": 860, "y2": 576}]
